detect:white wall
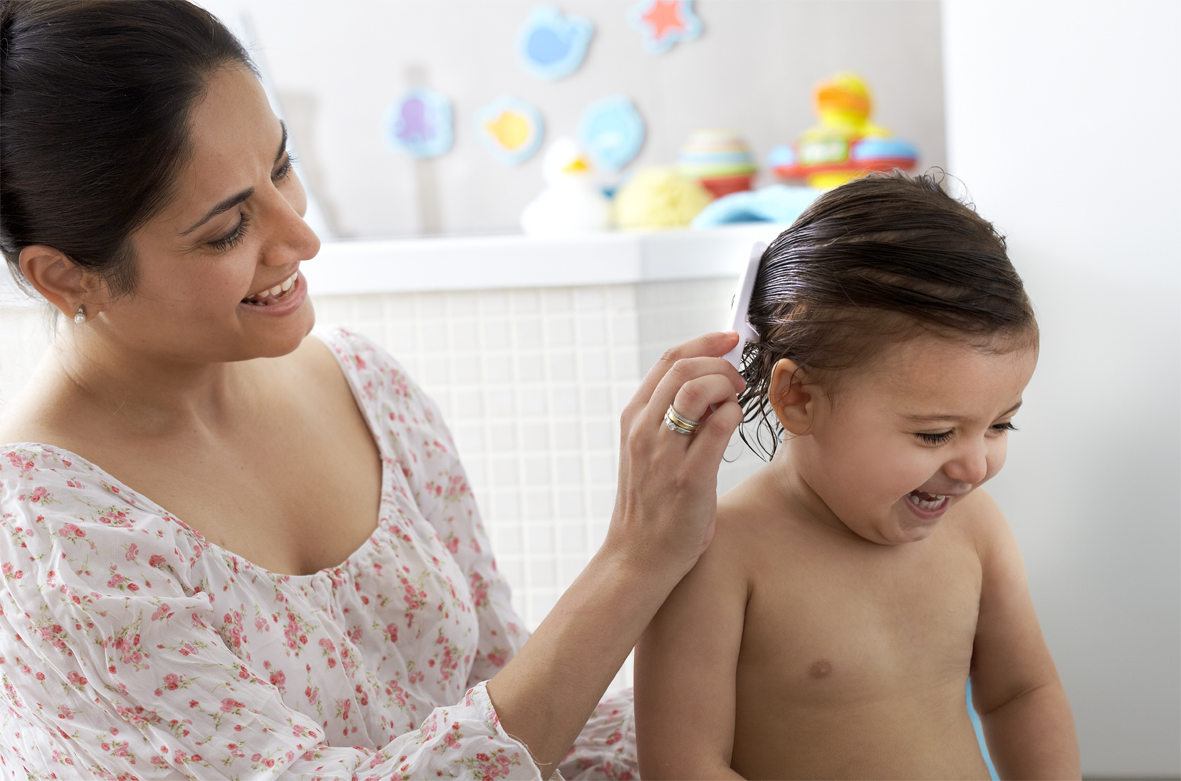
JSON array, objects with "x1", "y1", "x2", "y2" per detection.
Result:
[
  {"x1": 942, "y1": 2, "x2": 1180, "y2": 775},
  {"x1": 198, "y1": 0, "x2": 946, "y2": 238}
]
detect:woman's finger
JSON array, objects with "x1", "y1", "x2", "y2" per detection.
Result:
[
  {"x1": 640, "y1": 355, "x2": 744, "y2": 437},
  {"x1": 627, "y1": 331, "x2": 740, "y2": 412},
  {"x1": 667, "y1": 373, "x2": 742, "y2": 428}
]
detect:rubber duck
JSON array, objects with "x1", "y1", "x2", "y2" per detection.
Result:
[
  {"x1": 770, "y1": 72, "x2": 918, "y2": 189},
  {"x1": 520, "y1": 137, "x2": 612, "y2": 236}
]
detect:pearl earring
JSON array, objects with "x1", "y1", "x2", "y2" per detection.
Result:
[{"x1": 74, "y1": 306, "x2": 86, "y2": 324}]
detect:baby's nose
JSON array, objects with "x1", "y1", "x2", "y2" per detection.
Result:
[{"x1": 944, "y1": 441, "x2": 989, "y2": 485}]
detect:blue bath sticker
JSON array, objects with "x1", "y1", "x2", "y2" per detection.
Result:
[
  {"x1": 475, "y1": 96, "x2": 544, "y2": 165},
  {"x1": 579, "y1": 94, "x2": 645, "y2": 172},
  {"x1": 384, "y1": 88, "x2": 453, "y2": 159},
  {"x1": 518, "y1": 4, "x2": 594, "y2": 80},
  {"x1": 627, "y1": 0, "x2": 702, "y2": 55}
]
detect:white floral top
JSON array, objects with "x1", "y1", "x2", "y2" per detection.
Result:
[{"x1": 0, "y1": 327, "x2": 636, "y2": 780}]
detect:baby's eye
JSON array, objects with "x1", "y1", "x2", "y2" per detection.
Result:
[
  {"x1": 989, "y1": 421, "x2": 1018, "y2": 435},
  {"x1": 916, "y1": 430, "x2": 954, "y2": 446}
]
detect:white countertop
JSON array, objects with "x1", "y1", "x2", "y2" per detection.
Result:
[
  {"x1": 301, "y1": 224, "x2": 787, "y2": 295},
  {"x1": 0, "y1": 224, "x2": 789, "y2": 306}
]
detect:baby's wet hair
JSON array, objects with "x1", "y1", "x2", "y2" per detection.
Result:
[{"x1": 738, "y1": 170, "x2": 1037, "y2": 459}]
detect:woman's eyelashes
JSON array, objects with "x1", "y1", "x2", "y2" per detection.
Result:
[
  {"x1": 208, "y1": 214, "x2": 250, "y2": 251},
  {"x1": 915, "y1": 421, "x2": 1018, "y2": 446},
  {"x1": 205, "y1": 155, "x2": 297, "y2": 251}
]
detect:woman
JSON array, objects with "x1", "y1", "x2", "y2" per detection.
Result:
[{"x1": 0, "y1": 1, "x2": 744, "y2": 778}]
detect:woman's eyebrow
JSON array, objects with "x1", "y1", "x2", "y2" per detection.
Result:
[
  {"x1": 904, "y1": 401, "x2": 1023, "y2": 423},
  {"x1": 180, "y1": 121, "x2": 287, "y2": 236}
]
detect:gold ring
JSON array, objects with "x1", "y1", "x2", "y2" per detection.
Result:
[{"x1": 664, "y1": 404, "x2": 700, "y2": 435}]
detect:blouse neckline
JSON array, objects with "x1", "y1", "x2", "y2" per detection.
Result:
[{"x1": 1, "y1": 328, "x2": 393, "y2": 583}]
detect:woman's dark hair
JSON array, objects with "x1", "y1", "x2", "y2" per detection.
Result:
[
  {"x1": 738, "y1": 171, "x2": 1037, "y2": 459},
  {"x1": 0, "y1": 0, "x2": 255, "y2": 298}
]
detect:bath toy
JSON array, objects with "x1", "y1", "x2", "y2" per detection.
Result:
[
  {"x1": 520, "y1": 136, "x2": 612, "y2": 236},
  {"x1": 384, "y1": 87, "x2": 453, "y2": 159},
  {"x1": 475, "y1": 96, "x2": 544, "y2": 165},
  {"x1": 677, "y1": 129, "x2": 757, "y2": 198},
  {"x1": 579, "y1": 94, "x2": 645, "y2": 173},
  {"x1": 628, "y1": 0, "x2": 703, "y2": 55},
  {"x1": 691, "y1": 184, "x2": 821, "y2": 229},
  {"x1": 612, "y1": 167, "x2": 713, "y2": 231},
  {"x1": 518, "y1": 4, "x2": 594, "y2": 81},
  {"x1": 770, "y1": 72, "x2": 918, "y2": 189}
]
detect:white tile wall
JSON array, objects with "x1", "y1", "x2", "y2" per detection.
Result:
[{"x1": 0, "y1": 278, "x2": 765, "y2": 692}]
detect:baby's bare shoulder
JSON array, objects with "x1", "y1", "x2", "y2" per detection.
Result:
[{"x1": 951, "y1": 488, "x2": 1013, "y2": 551}]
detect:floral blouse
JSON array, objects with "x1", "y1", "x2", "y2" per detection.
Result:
[{"x1": 0, "y1": 327, "x2": 636, "y2": 780}]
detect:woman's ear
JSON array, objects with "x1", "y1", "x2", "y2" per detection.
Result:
[
  {"x1": 769, "y1": 358, "x2": 815, "y2": 436},
  {"x1": 19, "y1": 245, "x2": 100, "y2": 320}
]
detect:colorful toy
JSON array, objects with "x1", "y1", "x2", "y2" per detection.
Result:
[
  {"x1": 475, "y1": 96, "x2": 544, "y2": 166},
  {"x1": 612, "y1": 167, "x2": 713, "y2": 231},
  {"x1": 518, "y1": 4, "x2": 594, "y2": 81},
  {"x1": 520, "y1": 137, "x2": 612, "y2": 236},
  {"x1": 384, "y1": 88, "x2": 453, "y2": 159},
  {"x1": 579, "y1": 94, "x2": 646, "y2": 173},
  {"x1": 627, "y1": 0, "x2": 702, "y2": 55},
  {"x1": 770, "y1": 72, "x2": 918, "y2": 189},
  {"x1": 677, "y1": 129, "x2": 757, "y2": 198}
]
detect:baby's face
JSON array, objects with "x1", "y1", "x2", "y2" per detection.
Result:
[{"x1": 791, "y1": 334, "x2": 1038, "y2": 545}]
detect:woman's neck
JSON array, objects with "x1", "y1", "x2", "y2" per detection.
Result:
[{"x1": 4, "y1": 324, "x2": 267, "y2": 445}]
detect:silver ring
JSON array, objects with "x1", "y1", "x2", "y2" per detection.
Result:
[{"x1": 664, "y1": 404, "x2": 700, "y2": 435}]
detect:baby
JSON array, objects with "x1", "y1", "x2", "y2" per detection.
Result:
[{"x1": 635, "y1": 173, "x2": 1079, "y2": 779}]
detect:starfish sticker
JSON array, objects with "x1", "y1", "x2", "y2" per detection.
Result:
[{"x1": 628, "y1": 0, "x2": 703, "y2": 55}]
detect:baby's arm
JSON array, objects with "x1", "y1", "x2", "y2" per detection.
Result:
[
  {"x1": 635, "y1": 512, "x2": 749, "y2": 780},
  {"x1": 970, "y1": 491, "x2": 1081, "y2": 779}
]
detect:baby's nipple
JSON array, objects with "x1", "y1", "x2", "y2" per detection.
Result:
[{"x1": 808, "y1": 659, "x2": 833, "y2": 679}]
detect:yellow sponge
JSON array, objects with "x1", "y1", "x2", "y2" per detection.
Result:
[{"x1": 612, "y1": 167, "x2": 714, "y2": 231}]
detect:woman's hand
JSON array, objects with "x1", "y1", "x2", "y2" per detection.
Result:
[
  {"x1": 603, "y1": 331, "x2": 746, "y2": 586},
  {"x1": 486, "y1": 332, "x2": 744, "y2": 777}
]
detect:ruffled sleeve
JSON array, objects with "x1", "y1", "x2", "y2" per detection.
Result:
[{"x1": 0, "y1": 447, "x2": 540, "y2": 779}]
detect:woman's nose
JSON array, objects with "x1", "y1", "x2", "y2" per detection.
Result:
[
  {"x1": 261, "y1": 179, "x2": 320, "y2": 265},
  {"x1": 943, "y1": 438, "x2": 989, "y2": 485}
]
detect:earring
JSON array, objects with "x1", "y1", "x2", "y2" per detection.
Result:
[{"x1": 74, "y1": 306, "x2": 86, "y2": 324}]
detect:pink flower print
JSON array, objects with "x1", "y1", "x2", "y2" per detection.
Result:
[
  {"x1": 26, "y1": 486, "x2": 49, "y2": 503},
  {"x1": 66, "y1": 671, "x2": 87, "y2": 687},
  {"x1": 58, "y1": 523, "x2": 86, "y2": 540},
  {"x1": 487, "y1": 651, "x2": 507, "y2": 668},
  {"x1": 148, "y1": 554, "x2": 167, "y2": 568},
  {"x1": 163, "y1": 673, "x2": 184, "y2": 691},
  {"x1": 219, "y1": 698, "x2": 244, "y2": 713},
  {"x1": 305, "y1": 686, "x2": 318, "y2": 706},
  {"x1": 57, "y1": 705, "x2": 74, "y2": 720},
  {"x1": 107, "y1": 572, "x2": 125, "y2": 588},
  {"x1": 384, "y1": 622, "x2": 398, "y2": 643},
  {"x1": 150, "y1": 603, "x2": 173, "y2": 622},
  {"x1": 125, "y1": 543, "x2": 139, "y2": 561},
  {"x1": 6, "y1": 451, "x2": 35, "y2": 474},
  {"x1": 269, "y1": 670, "x2": 286, "y2": 694},
  {"x1": 1, "y1": 562, "x2": 23, "y2": 580},
  {"x1": 319, "y1": 637, "x2": 338, "y2": 668}
]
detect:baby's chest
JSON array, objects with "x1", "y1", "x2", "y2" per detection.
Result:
[{"x1": 737, "y1": 541, "x2": 982, "y2": 705}]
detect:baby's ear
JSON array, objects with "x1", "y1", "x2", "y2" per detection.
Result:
[{"x1": 768, "y1": 359, "x2": 815, "y2": 436}]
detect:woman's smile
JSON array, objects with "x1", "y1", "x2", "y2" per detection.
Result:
[{"x1": 238, "y1": 269, "x2": 307, "y2": 317}]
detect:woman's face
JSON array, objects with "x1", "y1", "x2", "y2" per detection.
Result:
[{"x1": 97, "y1": 64, "x2": 320, "y2": 363}]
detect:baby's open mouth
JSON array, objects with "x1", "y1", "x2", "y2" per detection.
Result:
[
  {"x1": 906, "y1": 490, "x2": 949, "y2": 511},
  {"x1": 242, "y1": 271, "x2": 298, "y2": 306}
]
